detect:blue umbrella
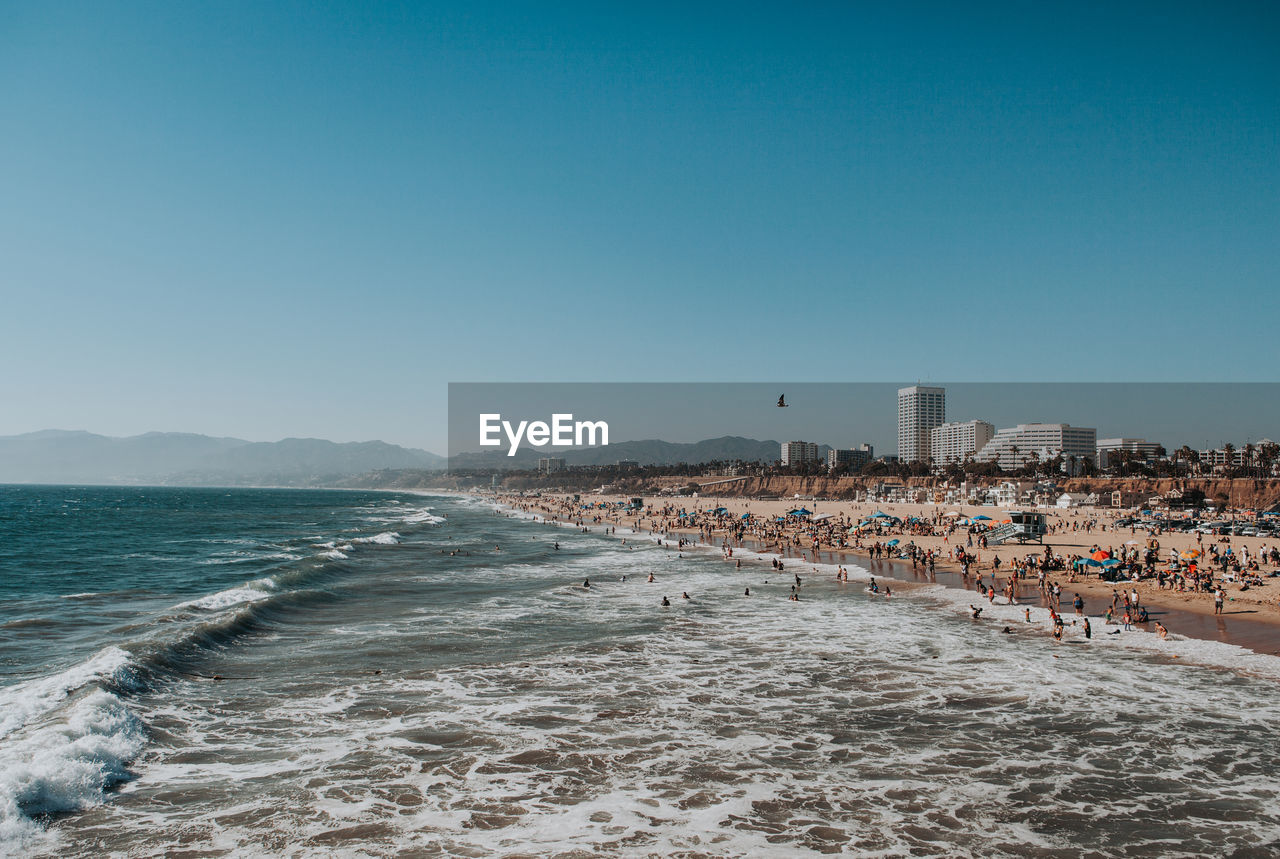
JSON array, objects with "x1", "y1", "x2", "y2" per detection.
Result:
[
  {"x1": 872, "y1": 512, "x2": 892, "y2": 518},
  {"x1": 1102, "y1": 558, "x2": 1121, "y2": 567},
  {"x1": 973, "y1": 515, "x2": 992, "y2": 521},
  {"x1": 1085, "y1": 559, "x2": 1103, "y2": 567},
  {"x1": 887, "y1": 538, "x2": 900, "y2": 547},
  {"x1": 741, "y1": 513, "x2": 751, "y2": 519}
]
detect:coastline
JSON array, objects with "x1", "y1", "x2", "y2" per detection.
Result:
[{"x1": 491, "y1": 491, "x2": 1280, "y2": 659}]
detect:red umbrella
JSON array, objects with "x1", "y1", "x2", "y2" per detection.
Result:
[{"x1": 1091, "y1": 550, "x2": 1112, "y2": 561}]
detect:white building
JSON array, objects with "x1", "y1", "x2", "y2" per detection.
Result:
[
  {"x1": 537, "y1": 457, "x2": 566, "y2": 474},
  {"x1": 930, "y1": 420, "x2": 995, "y2": 465},
  {"x1": 897, "y1": 385, "x2": 945, "y2": 463},
  {"x1": 1096, "y1": 438, "x2": 1162, "y2": 468},
  {"x1": 974, "y1": 423, "x2": 1097, "y2": 471},
  {"x1": 781, "y1": 441, "x2": 820, "y2": 466},
  {"x1": 827, "y1": 443, "x2": 874, "y2": 471}
]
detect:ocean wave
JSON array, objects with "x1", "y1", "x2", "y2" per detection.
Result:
[
  {"x1": 352, "y1": 532, "x2": 400, "y2": 545},
  {"x1": 0, "y1": 647, "x2": 138, "y2": 741},
  {"x1": 176, "y1": 585, "x2": 275, "y2": 612},
  {"x1": 0, "y1": 689, "x2": 146, "y2": 853},
  {"x1": 319, "y1": 550, "x2": 349, "y2": 560}
]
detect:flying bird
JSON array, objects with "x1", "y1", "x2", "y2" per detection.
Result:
[{"x1": 777, "y1": 394, "x2": 788, "y2": 408}]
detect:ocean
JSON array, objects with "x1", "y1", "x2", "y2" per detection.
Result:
[{"x1": 2, "y1": 485, "x2": 1279, "y2": 857}]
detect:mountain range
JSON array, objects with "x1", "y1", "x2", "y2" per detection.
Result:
[
  {"x1": 447, "y1": 436, "x2": 797, "y2": 469},
  {"x1": 0, "y1": 430, "x2": 446, "y2": 486},
  {"x1": 0, "y1": 431, "x2": 802, "y2": 485}
]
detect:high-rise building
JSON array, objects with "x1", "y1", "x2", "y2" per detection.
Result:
[
  {"x1": 974, "y1": 424, "x2": 1097, "y2": 471},
  {"x1": 931, "y1": 420, "x2": 995, "y2": 465},
  {"x1": 781, "y1": 441, "x2": 820, "y2": 466},
  {"x1": 1096, "y1": 438, "x2": 1162, "y2": 469},
  {"x1": 897, "y1": 386, "x2": 945, "y2": 463},
  {"x1": 827, "y1": 443, "x2": 874, "y2": 471},
  {"x1": 537, "y1": 457, "x2": 566, "y2": 474}
]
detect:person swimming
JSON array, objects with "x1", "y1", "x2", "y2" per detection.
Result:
[
  {"x1": 682, "y1": 592, "x2": 690, "y2": 599},
  {"x1": 583, "y1": 578, "x2": 590, "y2": 588},
  {"x1": 1083, "y1": 617, "x2": 1092, "y2": 639},
  {"x1": 647, "y1": 573, "x2": 655, "y2": 582},
  {"x1": 744, "y1": 587, "x2": 751, "y2": 596},
  {"x1": 970, "y1": 605, "x2": 983, "y2": 619},
  {"x1": 661, "y1": 596, "x2": 670, "y2": 606}
]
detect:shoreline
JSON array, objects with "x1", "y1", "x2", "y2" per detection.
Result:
[{"x1": 491, "y1": 491, "x2": 1280, "y2": 659}]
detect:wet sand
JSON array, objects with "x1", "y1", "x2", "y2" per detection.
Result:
[{"x1": 501, "y1": 492, "x2": 1280, "y2": 658}]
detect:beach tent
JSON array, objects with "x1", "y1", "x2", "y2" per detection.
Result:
[
  {"x1": 887, "y1": 538, "x2": 900, "y2": 547},
  {"x1": 787, "y1": 508, "x2": 812, "y2": 517}
]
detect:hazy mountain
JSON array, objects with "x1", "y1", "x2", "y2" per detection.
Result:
[
  {"x1": 0, "y1": 431, "x2": 446, "y2": 486},
  {"x1": 448, "y1": 436, "x2": 799, "y2": 469}
]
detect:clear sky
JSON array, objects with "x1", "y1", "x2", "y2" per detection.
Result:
[{"x1": 1, "y1": 1, "x2": 1276, "y2": 453}]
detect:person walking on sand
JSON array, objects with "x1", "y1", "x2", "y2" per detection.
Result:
[{"x1": 1214, "y1": 587, "x2": 1224, "y2": 615}]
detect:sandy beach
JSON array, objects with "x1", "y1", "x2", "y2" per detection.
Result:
[{"x1": 498, "y1": 491, "x2": 1280, "y2": 656}]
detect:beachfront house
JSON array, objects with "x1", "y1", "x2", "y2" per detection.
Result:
[
  {"x1": 1056, "y1": 492, "x2": 1098, "y2": 508},
  {"x1": 993, "y1": 482, "x2": 1020, "y2": 506}
]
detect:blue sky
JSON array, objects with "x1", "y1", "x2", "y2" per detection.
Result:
[{"x1": 1, "y1": 2, "x2": 1276, "y2": 452}]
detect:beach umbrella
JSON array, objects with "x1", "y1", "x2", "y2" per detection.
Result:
[
  {"x1": 1101, "y1": 559, "x2": 1121, "y2": 567},
  {"x1": 887, "y1": 539, "x2": 900, "y2": 547},
  {"x1": 872, "y1": 512, "x2": 891, "y2": 519},
  {"x1": 1085, "y1": 559, "x2": 1103, "y2": 567},
  {"x1": 741, "y1": 513, "x2": 751, "y2": 519},
  {"x1": 1091, "y1": 550, "x2": 1112, "y2": 561},
  {"x1": 973, "y1": 515, "x2": 992, "y2": 521},
  {"x1": 1180, "y1": 549, "x2": 1202, "y2": 560}
]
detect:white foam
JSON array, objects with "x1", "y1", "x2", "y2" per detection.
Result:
[
  {"x1": 176, "y1": 583, "x2": 275, "y2": 612},
  {"x1": 352, "y1": 532, "x2": 400, "y2": 545},
  {"x1": 0, "y1": 689, "x2": 146, "y2": 852},
  {"x1": 319, "y1": 550, "x2": 349, "y2": 560},
  {"x1": 0, "y1": 647, "x2": 136, "y2": 741}
]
